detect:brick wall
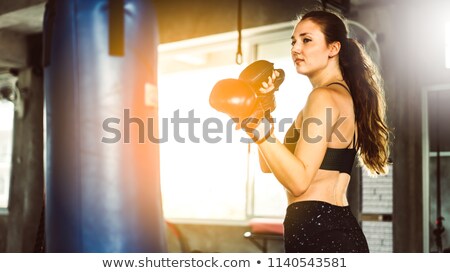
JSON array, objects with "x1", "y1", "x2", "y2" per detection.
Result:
[{"x1": 362, "y1": 165, "x2": 393, "y2": 252}]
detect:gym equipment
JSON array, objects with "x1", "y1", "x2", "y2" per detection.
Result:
[{"x1": 43, "y1": 0, "x2": 166, "y2": 252}]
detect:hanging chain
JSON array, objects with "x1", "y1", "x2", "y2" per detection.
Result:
[{"x1": 235, "y1": 0, "x2": 243, "y2": 65}]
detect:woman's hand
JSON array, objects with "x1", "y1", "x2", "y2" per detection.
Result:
[{"x1": 259, "y1": 70, "x2": 281, "y2": 94}]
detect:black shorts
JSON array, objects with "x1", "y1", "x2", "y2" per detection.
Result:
[{"x1": 283, "y1": 200, "x2": 369, "y2": 253}]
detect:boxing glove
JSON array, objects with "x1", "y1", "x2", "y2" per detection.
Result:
[
  {"x1": 239, "y1": 60, "x2": 285, "y2": 95},
  {"x1": 209, "y1": 79, "x2": 273, "y2": 143},
  {"x1": 239, "y1": 60, "x2": 284, "y2": 123},
  {"x1": 209, "y1": 60, "x2": 284, "y2": 143},
  {"x1": 209, "y1": 78, "x2": 257, "y2": 120}
]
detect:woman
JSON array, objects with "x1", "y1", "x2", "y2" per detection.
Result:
[{"x1": 251, "y1": 10, "x2": 390, "y2": 252}]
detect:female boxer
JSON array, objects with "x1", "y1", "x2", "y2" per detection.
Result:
[{"x1": 253, "y1": 10, "x2": 390, "y2": 252}]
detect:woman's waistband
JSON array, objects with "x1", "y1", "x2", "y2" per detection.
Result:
[{"x1": 286, "y1": 200, "x2": 351, "y2": 213}]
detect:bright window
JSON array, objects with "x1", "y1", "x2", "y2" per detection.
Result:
[
  {"x1": 158, "y1": 65, "x2": 249, "y2": 220},
  {"x1": 0, "y1": 100, "x2": 14, "y2": 209},
  {"x1": 446, "y1": 21, "x2": 450, "y2": 69}
]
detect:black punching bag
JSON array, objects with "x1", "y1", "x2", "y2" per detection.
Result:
[{"x1": 43, "y1": 0, "x2": 166, "y2": 252}]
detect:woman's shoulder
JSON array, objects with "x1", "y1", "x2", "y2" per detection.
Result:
[
  {"x1": 308, "y1": 84, "x2": 353, "y2": 109},
  {"x1": 305, "y1": 87, "x2": 339, "y2": 107}
]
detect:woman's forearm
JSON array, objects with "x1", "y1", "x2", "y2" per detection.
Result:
[
  {"x1": 258, "y1": 149, "x2": 272, "y2": 173},
  {"x1": 257, "y1": 135, "x2": 310, "y2": 197}
]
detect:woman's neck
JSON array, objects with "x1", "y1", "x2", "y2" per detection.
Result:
[{"x1": 309, "y1": 60, "x2": 344, "y2": 89}]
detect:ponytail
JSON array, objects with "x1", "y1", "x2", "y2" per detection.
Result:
[{"x1": 340, "y1": 38, "x2": 390, "y2": 175}]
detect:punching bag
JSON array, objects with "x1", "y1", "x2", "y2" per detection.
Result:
[{"x1": 43, "y1": 0, "x2": 166, "y2": 252}]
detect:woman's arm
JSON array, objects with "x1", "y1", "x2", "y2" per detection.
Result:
[
  {"x1": 258, "y1": 150, "x2": 272, "y2": 173},
  {"x1": 256, "y1": 88, "x2": 340, "y2": 196},
  {"x1": 258, "y1": 110, "x2": 303, "y2": 174}
]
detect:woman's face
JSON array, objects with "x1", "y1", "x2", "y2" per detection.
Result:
[{"x1": 291, "y1": 19, "x2": 332, "y2": 77}]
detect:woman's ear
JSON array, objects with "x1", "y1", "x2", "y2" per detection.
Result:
[{"x1": 328, "y1": 41, "x2": 341, "y2": 58}]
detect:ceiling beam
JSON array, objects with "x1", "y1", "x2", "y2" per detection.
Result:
[{"x1": 0, "y1": 0, "x2": 46, "y2": 17}]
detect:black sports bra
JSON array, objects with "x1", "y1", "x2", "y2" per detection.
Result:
[{"x1": 283, "y1": 82, "x2": 357, "y2": 175}]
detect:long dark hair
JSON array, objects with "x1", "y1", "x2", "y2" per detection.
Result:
[{"x1": 300, "y1": 10, "x2": 390, "y2": 174}]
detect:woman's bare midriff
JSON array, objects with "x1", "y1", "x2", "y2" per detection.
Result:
[{"x1": 286, "y1": 170, "x2": 351, "y2": 207}]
